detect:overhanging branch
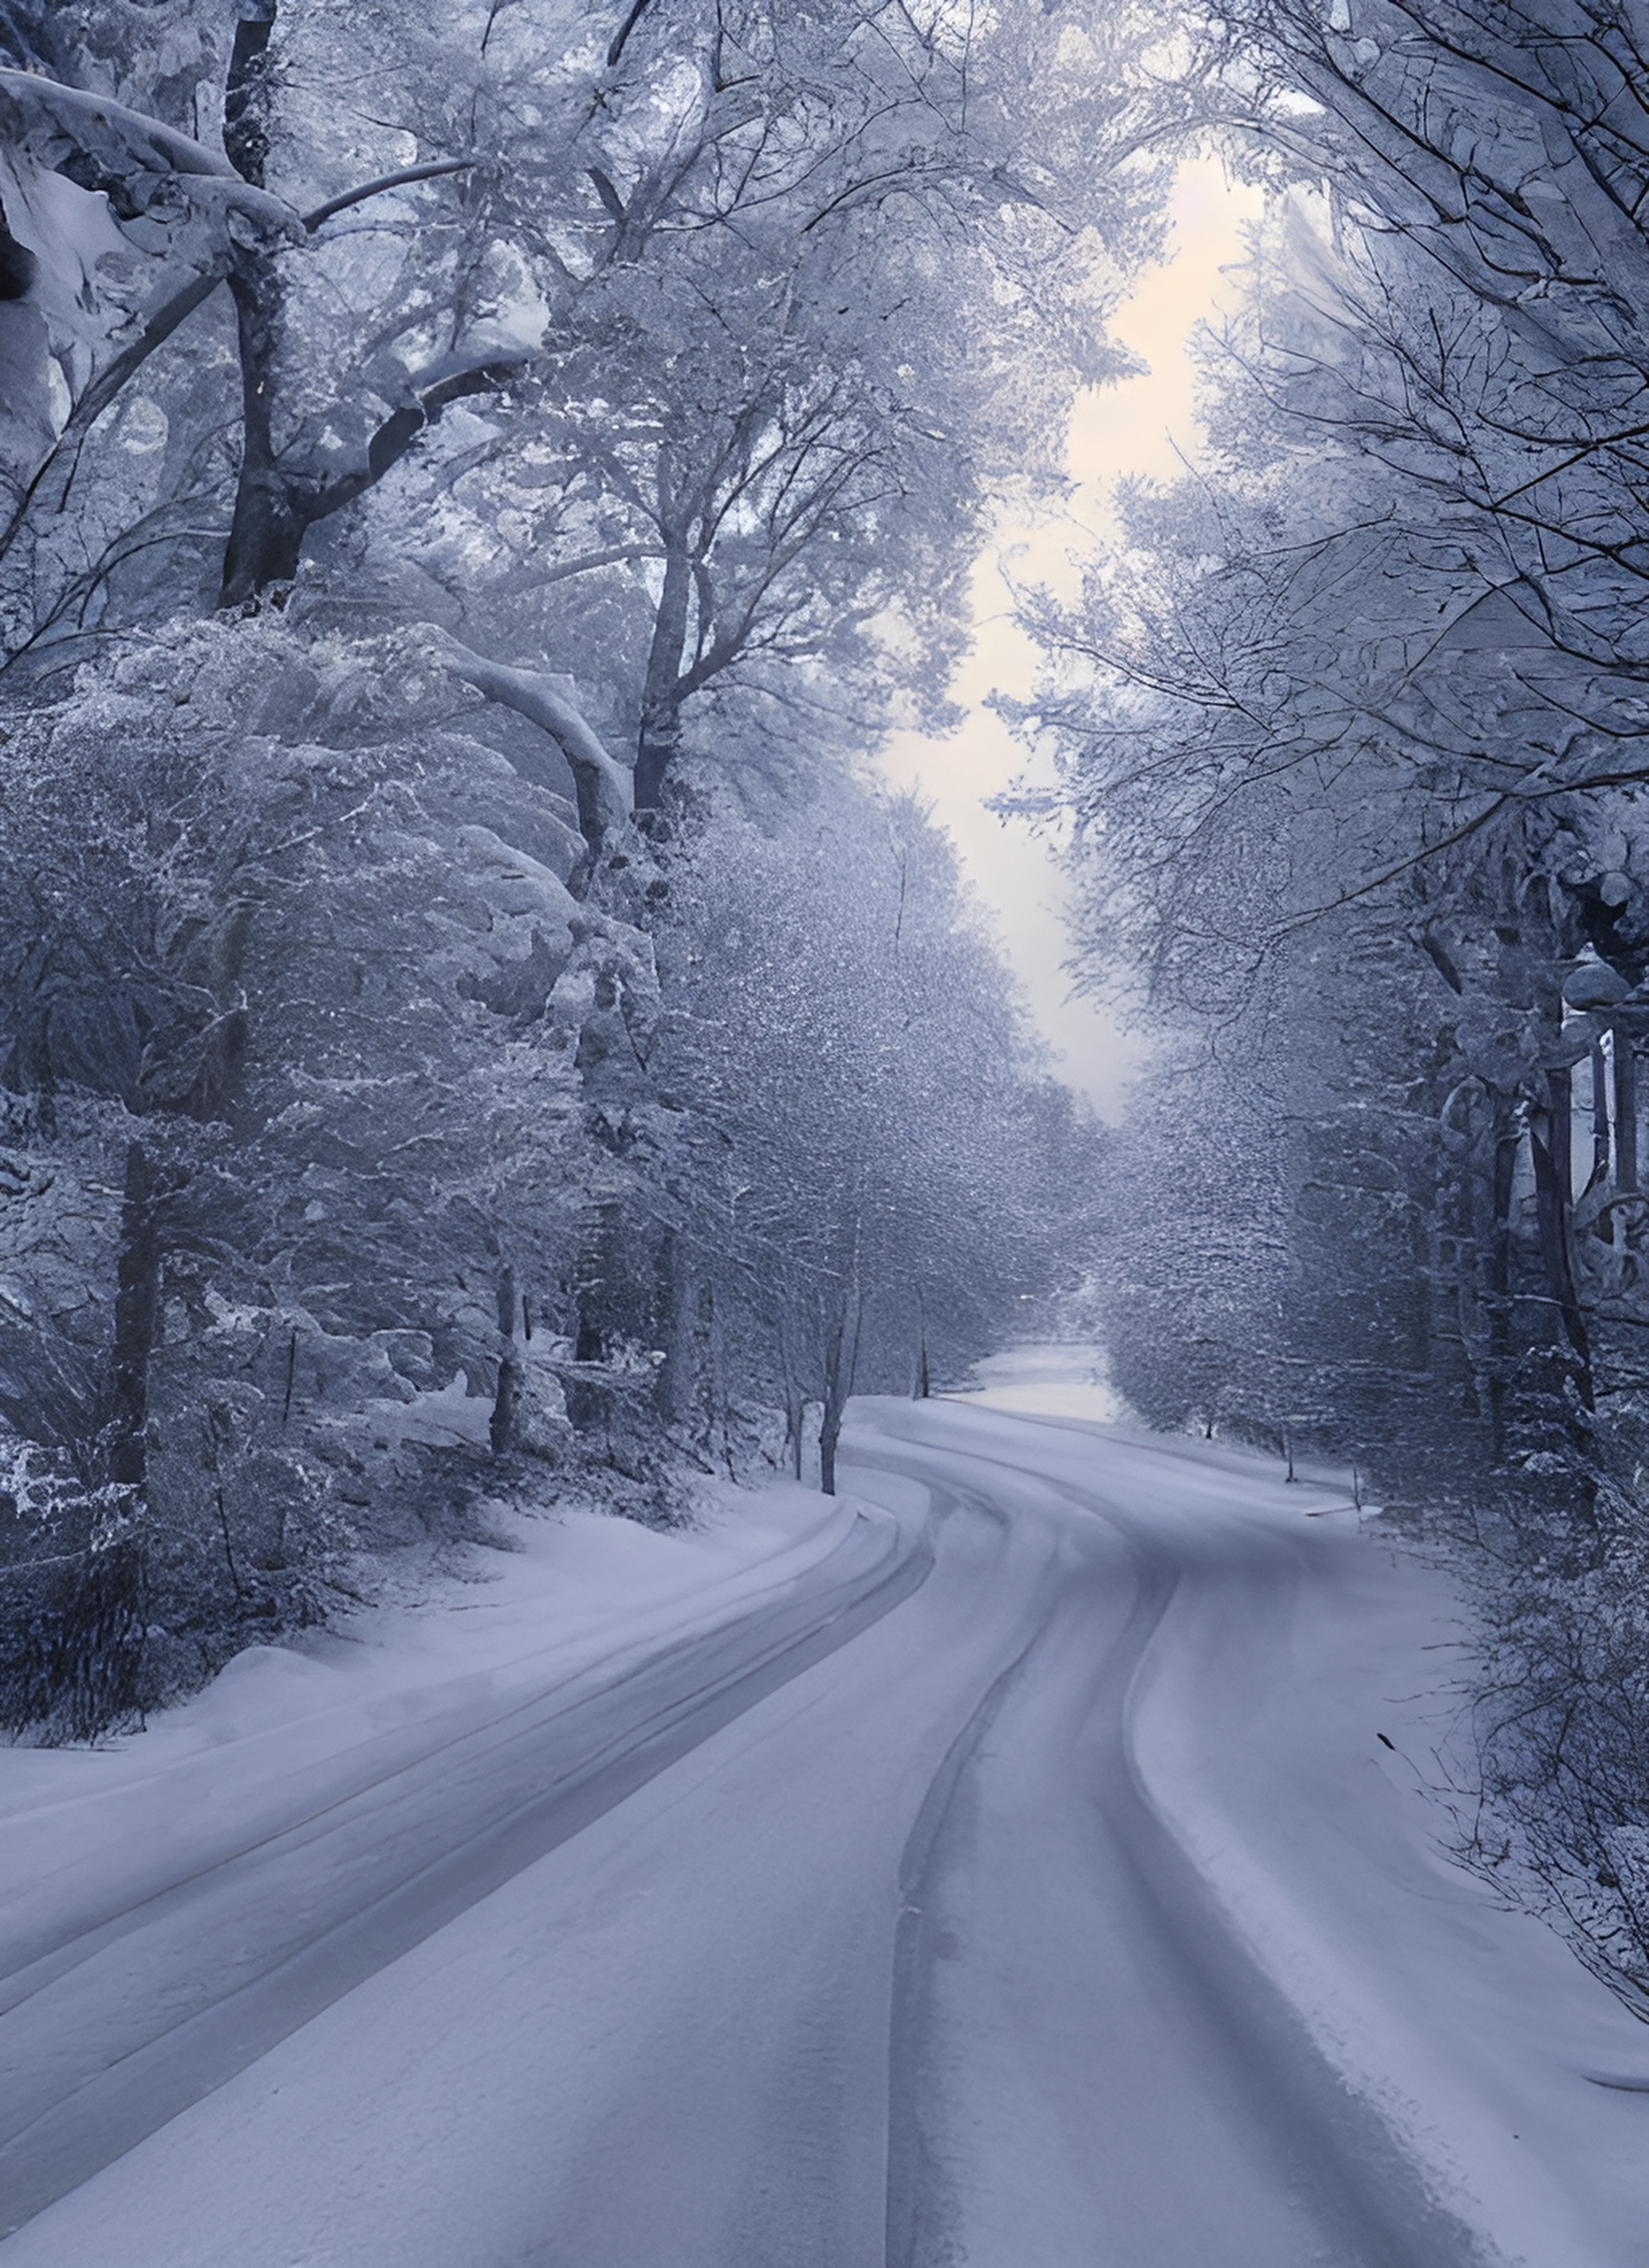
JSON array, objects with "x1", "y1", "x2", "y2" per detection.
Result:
[{"x1": 303, "y1": 159, "x2": 476, "y2": 234}]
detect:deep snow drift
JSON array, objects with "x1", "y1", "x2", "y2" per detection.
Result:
[{"x1": 0, "y1": 1372, "x2": 1644, "y2": 2265}]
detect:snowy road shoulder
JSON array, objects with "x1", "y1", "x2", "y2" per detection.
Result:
[{"x1": 1122, "y1": 1439, "x2": 1649, "y2": 2268}]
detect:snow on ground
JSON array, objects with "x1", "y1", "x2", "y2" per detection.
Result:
[
  {"x1": 1131, "y1": 1466, "x2": 1649, "y2": 2268},
  {"x1": 881, "y1": 1401, "x2": 1649, "y2": 2267},
  {"x1": 0, "y1": 1481, "x2": 858, "y2": 1959},
  {"x1": 2, "y1": 1357, "x2": 1647, "y2": 2266},
  {"x1": 955, "y1": 1337, "x2": 1125, "y2": 1422},
  {"x1": 931, "y1": 1360, "x2": 1649, "y2": 2262}
]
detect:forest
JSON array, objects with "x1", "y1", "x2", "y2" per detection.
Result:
[
  {"x1": 0, "y1": 0, "x2": 1132, "y2": 1739},
  {"x1": 0, "y1": 0, "x2": 1647, "y2": 2023}
]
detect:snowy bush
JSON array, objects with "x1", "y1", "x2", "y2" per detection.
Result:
[
  {"x1": 0, "y1": 1430, "x2": 146, "y2": 1744},
  {"x1": 1460, "y1": 1503, "x2": 1649, "y2": 2021}
]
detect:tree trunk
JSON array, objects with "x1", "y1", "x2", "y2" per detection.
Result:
[
  {"x1": 1547, "y1": 1062, "x2": 1573, "y2": 1209},
  {"x1": 566, "y1": 1308, "x2": 606, "y2": 1432},
  {"x1": 818, "y1": 1293, "x2": 862, "y2": 1497},
  {"x1": 1590, "y1": 1037, "x2": 1611, "y2": 1189},
  {"x1": 1529, "y1": 1100, "x2": 1595, "y2": 1410},
  {"x1": 224, "y1": 10, "x2": 277, "y2": 185},
  {"x1": 1486, "y1": 1114, "x2": 1520, "y2": 1460},
  {"x1": 221, "y1": 244, "x2": 310, "y2": 604},
  {"x1": 653, "y1": 1227, "x2": 697, "y2": 1429},
  {"x1": 634, "y1": 548, "x2": 691, "y2": 810},
  {"x1": 110, "y1": 1142, "x2": 160, "y2": 1493},
  {"x1": 778, "y1": 1310, "x2": 806, "y2": 1480},
  {"x1": 490, "y1": 1264, "x2": 519, "y2": 1455},
  {"x1": 1613, "y1": 1024, "x2": 1637, "y2": 1194},
  {"x1": 707, "y1": 1277, "x2": 733, "y2": 1476},
  {"x1": 820, "y1": 1333, "x2": 843, "y2": 1496},
  {"x1": 220, "y1": 8, "x2": 304, "y2": 608},
  {"x1": 784, "y1": 1390, "x2": 807, "y2": 1481}
]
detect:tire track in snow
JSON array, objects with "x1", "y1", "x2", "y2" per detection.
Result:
[
  {"x1": 0, "y1": 1509, "x2": 932, "y2": 2239},
  {"x1": 850, "y1": 1410, "x2": 1496, "y2": 2268},
  {"x1": 882, "y1": 1513, "x2": 1067, "y2": 2268}
]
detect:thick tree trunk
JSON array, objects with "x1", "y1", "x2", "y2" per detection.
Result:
[
  {"x1": 217, "y1": 10, "x2": 515, "y2": 609},
  {"x1": 634, "y1": 549, "x2": 691, "y2": 810},
  {"x1": 566, "y1": 1308, "x2": 605, "y2": 1432},
  {"x1": 223, "y1": 10, "x2": 276, "y2": 184},
  {"x1": 818, "y1": 1378, "x2": 842, "y2": 1498},
  {"x1": 221, "y1": 242, "x2": 310, "y2": 603},
  {"x1": 219, "y1": 8, "x2": 305, "y2": 607},
  {"x1": 817, "y1": 1294, "x2": 862, "y2": 1497}
]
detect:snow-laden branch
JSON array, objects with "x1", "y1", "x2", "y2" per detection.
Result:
[
  {"x1": 301, "y1": 161, "x2": 476, "y2": 234},
  {"x1": 0, "y1": 69, "x2": 299, "y2": 237},
  {"x1": 428, "y1": 633, "x2": 633, "y2": 855},
  {"x1": 0, "y1": 68, "x2": 242, "y2": 179}
]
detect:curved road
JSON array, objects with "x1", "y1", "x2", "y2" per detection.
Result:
[{"x1": 0, "y1": 1400, "x2": 1622, "y2": 2265}]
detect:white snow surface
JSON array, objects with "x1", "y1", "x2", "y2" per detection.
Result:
[
  {"x1": 1, "y1": 1377, "x2": 1645, "y2": 2266},
  {"x1": 956, "y1": 1337, "x2": 1124, "y2": 1422}
]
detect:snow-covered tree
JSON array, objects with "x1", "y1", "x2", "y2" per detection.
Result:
[
  {"x1": 651, "y1": 781, "x2": 1105, "y2": 1488},
  {"x1": 0, "y1": 2, "x2": 1173, "y2": 805},
  {"x1": 1022, "y1": 185, "x2": 1629, "y2": 1478},
  {"x1": 0, "y1": 607, "x2": 672, "y2": 1718}
]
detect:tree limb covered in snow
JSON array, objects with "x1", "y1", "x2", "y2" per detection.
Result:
[
  {"x1": 301, "y1": 161, "x2": 476, "y2": 234},
  {"x1": 0, "y1": 68, "x2": 299, "y2": 237},
  {"x1": 429, "y1": 632, "x2": 633, "y2": 858}
]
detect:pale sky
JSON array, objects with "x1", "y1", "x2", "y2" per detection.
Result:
[{"x1": 878, "y1": 158, "x2": 1263, "y2": 1118}]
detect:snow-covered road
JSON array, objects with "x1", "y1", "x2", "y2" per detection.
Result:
[{"x1": 2, "y1": 1397, "x2": 1645, "y2": 2265}]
